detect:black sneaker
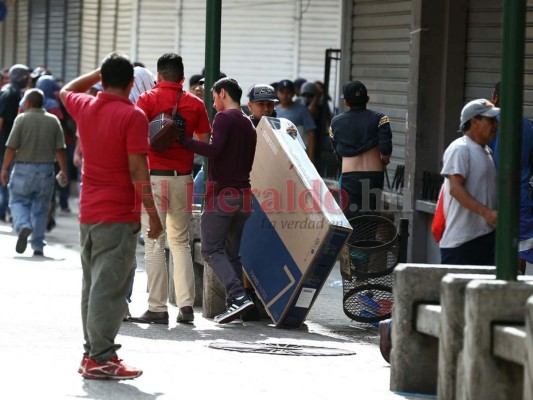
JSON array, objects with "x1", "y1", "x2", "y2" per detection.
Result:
[
  {"x1": 16, "y1": 227, "x2": 32, "y2": 254},
  {"x1": 214, "y1": 294, "x2": 254, "y2": 324}
]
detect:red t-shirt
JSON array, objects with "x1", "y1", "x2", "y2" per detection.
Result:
[
  {"x1": 136, "y1": 81, "x2": 211, "y2": 172},
  {"x1": 64, "y1": 91, "x2": 149, "y2": 223}
]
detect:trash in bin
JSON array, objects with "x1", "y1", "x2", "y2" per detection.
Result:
[{"x1": 341, "y1": 215, "x2": 399, "y2": 324}]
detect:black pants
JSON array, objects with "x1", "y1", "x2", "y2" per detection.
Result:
[
  {"x1": 340, "y1": 171, "x2": 384, "y2": 221},
  {"x1": 440, "y1": 231, "x2": 495, "y2": 266}
]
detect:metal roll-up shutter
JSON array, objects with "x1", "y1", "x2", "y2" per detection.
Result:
[
  {"x1": 97, "y1": 0, "x2": 118, "y2": 62},
  {"x1": 216, "y1": 1, "x2": 295, "y2": 96},
  {"x1": 465, "y1": 0, "x2": 533, "y2": 119},
  {"x1": 299, "y1": 0, "x2": 341, "y2": 83},
  {"x1": 0, "y1": 0, "x2": 20, "y2": 68},
  {"x1": 137, "y1": 0, "x2": 178, "y2": 72},
  {"x1": 80, "y1": 0, "x2": 99, "y2": 73},
  {"x1": 28, "y1": 0, "x2": 46, "y2": 69},
  {"x1": 47, "y1": 0, "x2": 66, "y2": 79},
  {"x1": 464, "y1": 0, "x2": 501, "y2": 102},
  {"x1": 115, "y1": 0, "x2": 133, "y2": 57},
  {"x1": 64, "y1": 0, "x2": 81, "y2": 83},
  {"x1": 16, "y1": 0, "x2": 30, "y2": 66},
  {"x1": 351, "y1": 0, "x2": 412, "y2": 173}
]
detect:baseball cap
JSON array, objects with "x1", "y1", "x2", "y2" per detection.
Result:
[
  {"x1": 30, "y1": 66, "x2": 47, "y2": 79},
  {"x1": 277, "y1": 79, "x2": 295, "y2": 92},
  {"x1": 294, "y1": 77, "x2": 307, "y2": 89},
  {"x1": 300, "y1": 81, "x2": 317, "y2": 96},
  {"x1": 459, "y1": 99, "x2": 500, "y2": 129},
  {"x1": 342, "y1": 80, "x2": 368, "y2": 105},
  {"x1": 248, "y1": 84, "x2": 278, "y2": 102},
  {"x1": 8, "y1": 64, "x2": 30, "y2": 87}
]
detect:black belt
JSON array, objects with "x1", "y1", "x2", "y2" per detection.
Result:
[{"x1": 150, "y1": 169, "x2": 191, "y2": 176}]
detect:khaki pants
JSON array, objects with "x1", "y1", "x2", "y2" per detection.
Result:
[{"x1": 142, "y1": 174, "x2": 194, "y2": 311}]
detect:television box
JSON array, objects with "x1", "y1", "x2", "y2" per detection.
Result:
[{"x1": 240, "y1": 117, "x2": 352, "y2": 328}]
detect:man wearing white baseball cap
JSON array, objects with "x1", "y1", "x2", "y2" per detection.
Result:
[{"x1": 439, "y1": 98, "x2": 500, "y2": 265}]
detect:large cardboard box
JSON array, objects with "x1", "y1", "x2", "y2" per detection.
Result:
[{"x1": 241, "y1": 117, "x2": 352, "y2": 328}]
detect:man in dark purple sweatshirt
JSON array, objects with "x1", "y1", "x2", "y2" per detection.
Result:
[{"x1": 180, "y1": 77, "x2": 257, "y2": 324}]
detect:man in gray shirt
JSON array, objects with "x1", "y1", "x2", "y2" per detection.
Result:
[
  {"x1": 0, "y1": 88, "x2": 67, "y2": 256},
  {"x1": 439, "y1": 98, "x2": 499, "y2": 265}
]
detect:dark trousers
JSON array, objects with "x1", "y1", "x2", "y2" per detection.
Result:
[
  {"x1": 200, "y1": 193, "x2": 250, "y2": 301},
  {"x1": 440, "y1": 231, "x2": 495, "y2": 266},
  {"x1": 341, "y1": 171, "x2": 384, "y2": 221}
]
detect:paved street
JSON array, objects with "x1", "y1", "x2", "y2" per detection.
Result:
[{"x1": 0, "y1": 202, "x2": 427, "y2": 400}]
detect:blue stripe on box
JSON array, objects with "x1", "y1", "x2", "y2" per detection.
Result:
[{"x1": 241, "y1": 197, "x2": 303, "y2": 323}]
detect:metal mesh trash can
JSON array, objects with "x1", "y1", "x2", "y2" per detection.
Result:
[{"x1": 342, "y1": 215, "x2": 399, "y2": 324}]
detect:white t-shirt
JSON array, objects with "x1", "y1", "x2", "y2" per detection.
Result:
[{"x1": 439, "y1": 135, "x2": 497, "y2": 248}]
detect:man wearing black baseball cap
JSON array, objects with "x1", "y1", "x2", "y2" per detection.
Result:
[{"x1": 329, "y1": 80, "x2": 393, "y2": 220}]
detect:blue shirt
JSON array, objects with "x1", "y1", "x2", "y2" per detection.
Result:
[{"x1": 488, "y1": 116, "x2": 533, "y2": 207}]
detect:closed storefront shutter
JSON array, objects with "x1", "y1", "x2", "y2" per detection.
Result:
[
  {"x1": 464, "y1": 0, "x2": 533, "y2": 119},
  {"x1": 64, "y1": 0, "x2": 81, "y2": 83},
  {"x1": 28, "y1": 0, "x2": 46, "y2": 69},
  {"x1": 80, "y1": 0, "x2": 99, "y2": 73},
  {"x1": 350, "y1": 0, "x2": 412, "y2": 172},
  {"x1": 0, "y1": 0, "x2": 29, "y2": 68},
  {"x1": 115, "y1": 0, "x2": 133, "y2": 58},
  {"x1": 137, "y1": 0, "x2": 178, "y2": 72},
  {"x1": 47, "y1": 0, "x2": 66, "y2": 79},
  {"x1": 299, "y1": 0, "x2": 341, "y2": 85},
  {"x1": 15, "y1": 0, "x2": 30, "y2": 66}
]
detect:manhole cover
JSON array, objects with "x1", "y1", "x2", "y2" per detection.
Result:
[{"x1": 208, "y1": 341, "x2": 356, "y2": 356}]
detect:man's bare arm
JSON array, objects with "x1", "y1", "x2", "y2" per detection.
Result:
[
  {"x1": 196, "y1": 132, "x2": 210, "y2": 143},
  {"x1": 60, "y1": 69, "x2": 101, "y2": 104},
  {"x1": 448, "y1": 174, "x2": 497, "y2": 228},
  {"x1": 0, "y1": 147, "x2": 16, "y2": 186}
]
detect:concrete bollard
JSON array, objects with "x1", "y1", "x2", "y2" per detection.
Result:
[
  {"x1": 462, "y1": 280, "x2": 533, "y2": 400},
  {"x1": 202, "y1": 261, "x2": 226, "y2": 318},
  {"x1": 526, "y1": 296, "x2": 533, "y2": 400},
  {"x1": 390, "y1": 264, "x2": 495, "y2": 395},
  {"x1": 438, "y1": 274, "x2": 495, "y2": 400}
]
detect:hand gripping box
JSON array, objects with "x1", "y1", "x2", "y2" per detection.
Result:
[{"x1": 240, "y1": 117, "x2": 352, "y2": 328}]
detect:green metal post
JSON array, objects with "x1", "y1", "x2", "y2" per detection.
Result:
[
  {"x1": 496, "y1": 0, "x2": 526, "y2": 280},
  {"x1": 204, "y1": 0, "x2": 221, "y2": 123},
  {"x1": 201, "y1": 0, "x2": 222, "y2": 207}
]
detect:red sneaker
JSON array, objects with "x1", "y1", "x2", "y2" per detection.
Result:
[
  {"x1": 77, "y1": 354, "x2": 89, "y2": 374},
  {"x1": 82, "y1": 356, "x2": 143, "y2": 380}
]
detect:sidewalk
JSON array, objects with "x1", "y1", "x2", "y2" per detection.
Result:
[{"x1": 0, "y1": 202, "x2": 425, "y2": 400}]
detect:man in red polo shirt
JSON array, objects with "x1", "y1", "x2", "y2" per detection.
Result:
[
  {"x1": 60, "y1": 52, "x2": 163, "y2": 379},
  {"x1": 130, "y1": 53, "x2": 211, "y2": 325}
]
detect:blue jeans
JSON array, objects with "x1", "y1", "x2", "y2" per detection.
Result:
[
  {"x1": 0, "y1": 152, "x2": 10, "y2": 218},
  {"x1": 193, "y1": 167, "x2": 204, "y2": 205},
  {"x1": 8, "y1": 162, "x2": 55, "y2": 252}
]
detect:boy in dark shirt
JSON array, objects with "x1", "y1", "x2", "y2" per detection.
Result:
[{"x1": 180, "y1": 77, "x2": 257, "y2": 324}]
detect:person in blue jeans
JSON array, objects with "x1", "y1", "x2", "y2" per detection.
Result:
[{"x1": 0, "y1": 88, "x2": 67, "y2": 256}]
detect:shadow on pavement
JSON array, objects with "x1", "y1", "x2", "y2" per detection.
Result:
[{"x1": 80, "y1": 381, "x2": 164, "y2": 400}]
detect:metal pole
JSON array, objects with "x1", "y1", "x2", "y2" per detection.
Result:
[
  {"x1": 496, "y1": 0, "x2": 526, "y2": 280},
  {"x1": 201, "y1": 0, "x2": 222, "y2": 208},
  {"x1": 204, "y1": 0, "x2": 221, "y2": 123}
]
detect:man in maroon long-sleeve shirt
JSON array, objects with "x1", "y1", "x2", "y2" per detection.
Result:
[{"x1": 181, "y1": 77, "x2": 257, "y2": 324}]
